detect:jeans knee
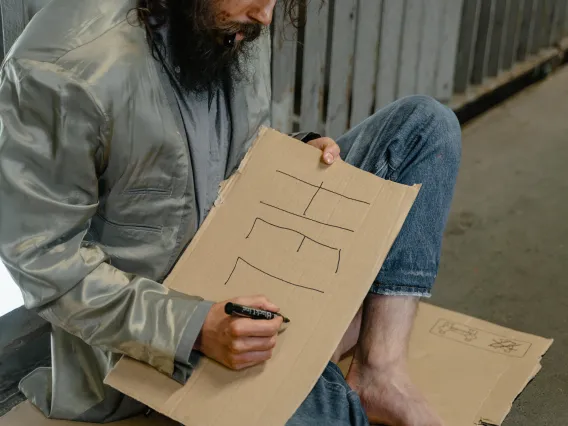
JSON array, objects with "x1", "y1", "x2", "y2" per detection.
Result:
[
  {"x1": 395, "y1": 95, "x2": 461, "y2": 164},
  {"x1": 343, "y1": 95, "x2": 461, "y2": 176}
]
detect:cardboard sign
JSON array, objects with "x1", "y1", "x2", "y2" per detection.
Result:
[{"x1": 104, "y1": 127, "x2": 420, "y2": 425}]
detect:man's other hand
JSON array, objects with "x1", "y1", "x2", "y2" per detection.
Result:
[
  {"x1": 307, "y1": 137, "x2": 341, "y2": 165},
  {"x1": 195, "y1": 295, "x2": 283, "y2": 370}
]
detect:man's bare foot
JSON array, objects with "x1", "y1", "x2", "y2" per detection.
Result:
[
  {"x1": 346, "y1": 358, "x2": 444, "y2": 426},
  {"x1": 331, "y1": 306, "x2": 362, "y2": 364}
]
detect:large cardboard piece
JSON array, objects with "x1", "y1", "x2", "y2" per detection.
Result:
[
  {"x1": 104, "y1": 128, "x2": 420, "y2": 426},
  {"x1": 410, "y1": 303, "x2": 552, "y2": 426},
  {"x1": 1, "y1": 305, "x2": 551, "y2": 426},
  {"x1": 339, "y1": 303, "x2": 552, "y2": 426}
]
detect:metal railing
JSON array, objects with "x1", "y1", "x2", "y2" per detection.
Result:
[
  {"x1": 271, "y1": 0, "x2": 568, "y2": 137},
  {"x1": 2, "y1": 0, "x2": 568, "y2": 138}
]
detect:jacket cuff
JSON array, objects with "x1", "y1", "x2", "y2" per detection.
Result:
[
  {"x1": 288, "y1": 132, "x2": 321, "y2": 143},
  {"x1": 172, "y1": 300, "x2": 213, "y2": 384}
]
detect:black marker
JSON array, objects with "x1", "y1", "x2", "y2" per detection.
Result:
[{"x1": 224, "y1": 302, "x2": 290, "y2": 323}]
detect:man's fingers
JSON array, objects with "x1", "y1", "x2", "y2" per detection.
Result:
[
  {"x1": 229, "y1": 317, "x2": 283, "y2": 337},
  {"x1": 229, "y1": 336, "x2": 277, "y2": 354},
  {"x1": 308, "y1": 137, "x2": 334, "y2": 150},
  {"x1": 227, "y1": 350, "x2": 274, "y2": 370},
  {"x1": 233, "y1": 295, "x2": 279, "y2": 312},
  {"x1": 323, "y1": 143, "x2": 341, "y2": 164},
  {"x1": 307, "y1": 137, "x2": 341, "y2": 164}
]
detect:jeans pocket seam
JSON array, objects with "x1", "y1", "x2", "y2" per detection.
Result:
[{"x1": 320, "y1": 373, "x2": 349, "y2": 395}]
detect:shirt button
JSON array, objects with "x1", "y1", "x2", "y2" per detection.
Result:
[{"x1": 174, "y1": 66, "x2": 180, "y2": 74}]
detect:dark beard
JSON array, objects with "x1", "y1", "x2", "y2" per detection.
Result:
[{"x1": 163, "y1": 0, "x2": 263, "y2": 94}]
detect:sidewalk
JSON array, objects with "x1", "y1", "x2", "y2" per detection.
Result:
[{"x1": 433, "y1": 65, "x2": 568, "y2": 425}]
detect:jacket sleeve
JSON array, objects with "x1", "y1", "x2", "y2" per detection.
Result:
[{"x1": 0, "y1": 57, "x2": 209, "y2": 379}]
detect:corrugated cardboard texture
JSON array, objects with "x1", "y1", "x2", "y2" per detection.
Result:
[
  {"x1": 2, "y1": 306, "x2": 551, "y2": 426},
  {"x1": 105, "y1": 128, "x2": 420, "y2": 426},
  {"x1": 339, "y1": 303, "x2": 552, "y2": 426}
]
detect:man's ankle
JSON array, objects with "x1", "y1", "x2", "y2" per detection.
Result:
[{"x1": 353, "y1": 347, "x2": 407, "y2": 374}]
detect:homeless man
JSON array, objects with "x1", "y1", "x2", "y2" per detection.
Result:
[{"x1": 0, "y1": 0, "x2": 461, "y2": 424}]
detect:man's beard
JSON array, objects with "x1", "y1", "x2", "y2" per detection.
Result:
[{"x1": 163, "y1": 0, "x2": 263, "y2": 94}]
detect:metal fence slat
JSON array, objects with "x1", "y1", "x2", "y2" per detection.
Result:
[
  {"x1": 471, "y1": 0, "x2": 495, "y2": 84},
  {"x1": 397, "y1": 0, "x2": 424, "y2": 99},
  {"x1": 271, "y1": 2, "x2": 298, "y2": 133},
  {"x1": 560, "y1": 0, "x2": 568, "y2": 39},
  {"x1": 374, "y1": 0, "x2": 405, "y2": 110},
  {"x1": 349, "y1": 0, "x2": 382, "y2": 127},
  {"x1": 325, "y1": 0, "x2": 358, "y2": 139},
  {"x1": 550, "y1": 0, "x2": 567, "y2": 44},
  {"x1": 528, "y1": 0, "x2": 543, "y2": 54},
  {"x1": 453, "y1": 0, "x2": 481, "y2": 94},
  {"x1": 417, "y1": 0, "x2": 443, "y2": 97},
  {"x1": 517, "y1": 0, "x2": 537, "y2": 60},
  {"x1": 565, "y1": 0, "x2": 568, "y2": 37},
  {"x1": 435, "y1": 0, "x2": 464, "y2": 102},
  {"x1": 501, "y1": 0, "x2": 524, "y2": 71},
  {"x1": 487, "y1": 0, "x2": 510, "y2": 77},
  {"x1": 541, "y1": 0, "x2": 556, "y2": 48},
  {"x1": 534, "y1": 0, "x2": 545, "y2": 51},
  {"x1": 300, "y1": 0, "x2": 329, "y2": 133}
]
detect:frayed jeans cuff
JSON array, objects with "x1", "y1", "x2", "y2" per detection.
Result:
[{"x1": 370, "y1": 282, "x2": 432, "y2": 298}]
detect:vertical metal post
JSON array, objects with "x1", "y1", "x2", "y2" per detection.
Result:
[
  {"x1": 453, "y1": 0, "x2": 481, "y2": 93},
  {"x1": 471, "y1": 0, "x2": 495, "y2": 85},
  {"x1": 350, "y1": 0, "x2": 382, "y2": 126}
]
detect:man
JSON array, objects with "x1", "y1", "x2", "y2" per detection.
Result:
[{"x1": 0, "y1": 0, "x2": 461, "y2": 425}]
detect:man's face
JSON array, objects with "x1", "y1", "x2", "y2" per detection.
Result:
[
  {"x1": 213, "y1": 0, "x2": 276, "y2": 37},
  {"x1": 165, "y1": 0, "x2": 277, "y2": 94}
]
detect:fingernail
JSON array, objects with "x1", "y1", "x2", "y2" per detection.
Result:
[{"x1": 325, "y1": 154, "x2": 333, "y2": 163}]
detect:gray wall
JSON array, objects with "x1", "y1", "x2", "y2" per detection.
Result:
[
  {"x1": 2, "y1": 0, "x2": 568, "y2": 138},
  {"x1": 271, "y1": 0, "x2": 568, "y2": 137}
]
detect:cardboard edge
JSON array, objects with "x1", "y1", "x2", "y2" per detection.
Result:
[
  {"x1": 216, "y1": 126, "x2": 269, "y2": 205},
  {"x1": 476, "y1": 338, "x2": 554, "y2": 425},
  {"x1": 104, "y1": 357, "x2": 183, "y2": 415},
  {"x1": 235, "y1": 126, "x2": 269, "y2": 175}
]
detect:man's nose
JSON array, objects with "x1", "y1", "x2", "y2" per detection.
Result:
[{"x1": 248, "y1": 0, "x2": 277, "y2": 26}]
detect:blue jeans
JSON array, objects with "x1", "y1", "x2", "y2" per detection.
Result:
[{"x1": 286, "y1": 95, "x2": 461, "y2": 425}]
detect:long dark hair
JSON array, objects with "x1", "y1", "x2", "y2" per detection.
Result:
[
  {"x1": 135, "y1": 0, "x2": 306, "y2": 41},
  {"x1": 132, "y1": 0, "x2": 308, "y2": 93}
]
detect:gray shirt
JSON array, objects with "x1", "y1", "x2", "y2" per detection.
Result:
[
  {"x1": 154, "y1": 26, "x2": 232, "y2": 225},
  {"x1": 171, "y1": 83, "x2": 232, "y2": 224}
]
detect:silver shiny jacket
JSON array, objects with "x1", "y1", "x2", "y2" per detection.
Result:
[{"x1": 0, "y1": 0, "x2": 271, "y2": 421}]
